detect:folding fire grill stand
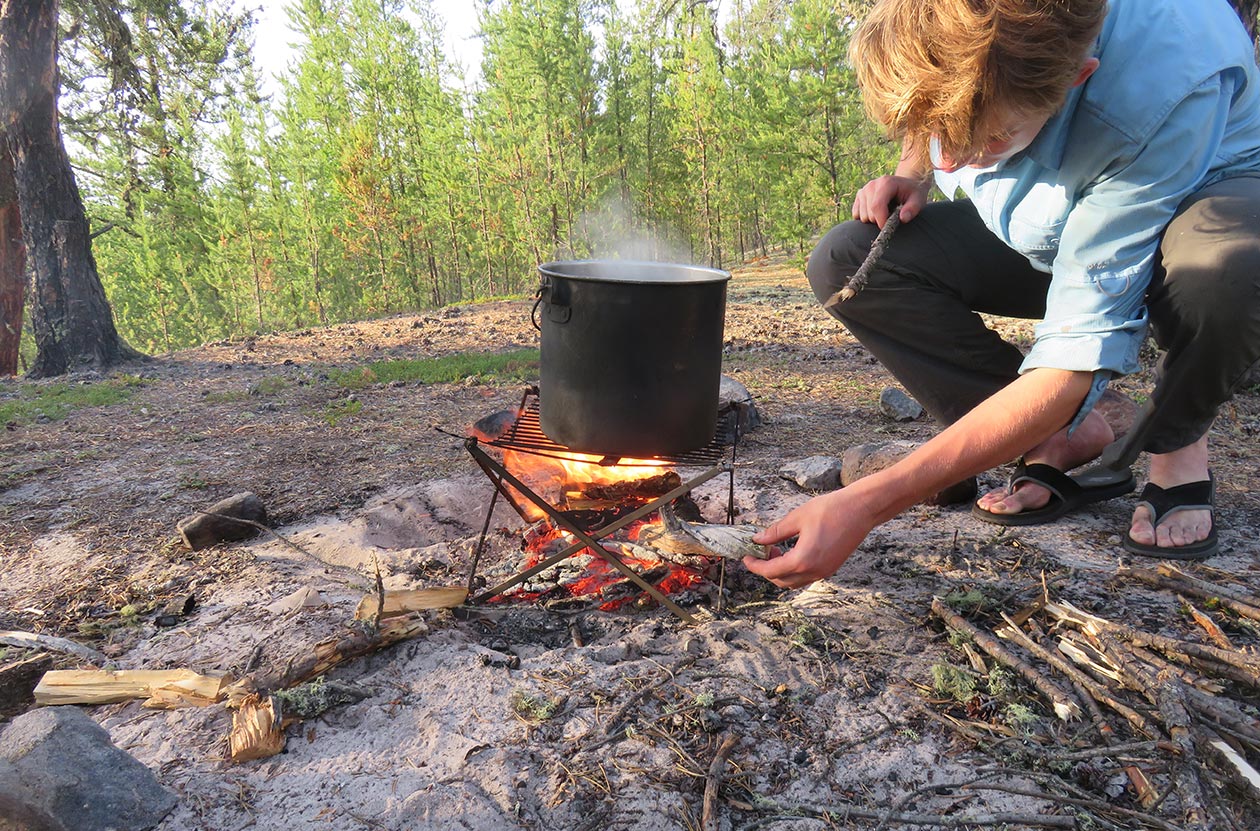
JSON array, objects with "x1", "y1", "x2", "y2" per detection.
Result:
[{"x1": 460, "y1": 387, "x2": 740, "y2": 624}]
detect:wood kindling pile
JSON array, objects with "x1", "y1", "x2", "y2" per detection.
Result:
[{"x1": 930, "y1": 569, "x2": 1260, "y2": 831}]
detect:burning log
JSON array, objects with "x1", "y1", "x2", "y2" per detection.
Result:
[{"x1": 570, "y1": 470, "x2": 681, "y2": 503}]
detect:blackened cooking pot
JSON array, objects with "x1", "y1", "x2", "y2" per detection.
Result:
[{"x1": 534, "y1": 260, "x2": 730, "y2": 456}]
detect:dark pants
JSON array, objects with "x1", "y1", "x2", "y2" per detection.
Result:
[{"x1": 806, "y1": 176, "x2": 1260, "y2": 456}]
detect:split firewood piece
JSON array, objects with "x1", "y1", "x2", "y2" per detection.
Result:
[
  {"x1": 33, "y1": 668, "x2": 231, "y2": 707},
  {"x1": 1197, "y1": 729, "x2": 1260, "y2": 800},
  {"x1": 1118, "y1": 563, "x2": 1260, "y2": 623},
  {"x1": 0, "y1": 629, "x2": 110, "y2": 667},
  {"x1": 0, "y1": 653, "x2": 53, "y2": 716},
  {"x1": 229, "y1": 693, "x2": 285, "y2": 763},
  {"x1": 636, "y1": 504, "x2": 768, "y2": 561},
  {"x1": 1045, "y1": 600, "x2": 1260, "y2": 683},
  {"x1": 177, "y1": 491, "x2": 268, "y2": 550},
  {"x1": 354, "y1": 587, "x2": 468, "y2": 621},
  {"x1": 1123, "y1": 764, "x2": 1159, "y2": 808},
  {"x1": 930, "y1": 597, "x2": 1081, "y2": 721},
  {"x1": 1176, "y1": 596, "x2": 1237, "y2": 651}
]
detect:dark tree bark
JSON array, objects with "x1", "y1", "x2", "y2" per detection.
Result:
[
  {"x1": 0, "y1": 138, "x2": 23, "y2": 376},
  {"x1": 1231, "y1": 0, "x2": 1260, "y2": 45},
  {"x1": 0, "y1": 0, "x2": 140, "y2": 378}
]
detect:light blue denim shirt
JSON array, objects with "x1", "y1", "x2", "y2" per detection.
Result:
[{"x1": 933, "y1": 0, "x2": 1260, "y2": 414}]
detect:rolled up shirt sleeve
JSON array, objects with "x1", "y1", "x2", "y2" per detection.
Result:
[{"x1": 1021, "y1": 78, "x2": 1236, "y2": 377}]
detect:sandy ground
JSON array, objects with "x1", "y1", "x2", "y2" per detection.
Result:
[{"x1": 1, "y1": 255, "x2": 1259, "y2": 830}]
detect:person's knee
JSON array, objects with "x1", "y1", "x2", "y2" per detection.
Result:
[{"x1": 806, "y1": 220, "x2": 878, "y2": 307}]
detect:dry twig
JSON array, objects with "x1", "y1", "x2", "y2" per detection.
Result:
[
  {"x1": 823, "y1": 210, "x2": 901, "y2": 306},
  {"x1": 702, "y1": 734, "x2": 739, "y2": 831},
  {"x1": 932, "y1": 597, "x2": 1081, "y2": 721}
]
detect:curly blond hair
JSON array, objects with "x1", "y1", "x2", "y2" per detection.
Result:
[{"x1": 849, "y1": 0, "x2": 1107, "y2": 163}]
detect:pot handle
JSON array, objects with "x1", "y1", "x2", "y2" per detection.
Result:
[{"x1": 532, "y1": 279, "x2": 571, "y2": 330}]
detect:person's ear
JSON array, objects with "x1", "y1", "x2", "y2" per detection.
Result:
[{"x1": 1073, "y1": 57, "x2": 1100, "y2": 88}]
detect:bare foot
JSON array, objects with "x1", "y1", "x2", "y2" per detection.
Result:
[
  {"x1": 975, "y1": 408, "x2": 1114, "y2": 516},
  {"x1": 1128, "y1": 436, "x2": 1213, "y2": 549}
]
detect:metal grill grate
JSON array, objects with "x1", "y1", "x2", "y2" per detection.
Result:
[{"x1": 486, "y1": 387, "x2": 731, "y2": 467}]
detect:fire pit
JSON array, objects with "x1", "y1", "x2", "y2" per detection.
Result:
[{"x1": 458, "y1": 387, "x2": 744, "y2": 622}]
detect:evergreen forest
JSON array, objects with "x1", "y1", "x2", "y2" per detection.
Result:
[{"x1": 54, "y1": 0, "x2": 893, "y2": 356}]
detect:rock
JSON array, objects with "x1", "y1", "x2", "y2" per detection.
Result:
[
  {"x1": 780, "y1": 456, "x2": 843, "y2": 491},
  {"x1": 715, "y1": 375, "x2": 762, "y2": 444},
  {"x1": 878, "y1": 387, "x2": 923, "y2": 422},
  {"x1": 0, "y1": 707, "x2": 177, "y2": 831},
  {"x1": 841, "y1": 441, "x2": 919, "y2": 486},
  {"x1": 841, "y1": 441, "x2": 976, "y2": 506}
]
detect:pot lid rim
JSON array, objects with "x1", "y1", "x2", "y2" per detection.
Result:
[{"x1": 539, "y1": 259, "x2": 732, "y2": 285}]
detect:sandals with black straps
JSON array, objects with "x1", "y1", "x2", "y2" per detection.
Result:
[
  {"x1": 971, "y1": 459, "x2": 1136, "y2": 527},
  {"x1": 1122, "y1": 475, "x2": 1218, "y2": 561}
]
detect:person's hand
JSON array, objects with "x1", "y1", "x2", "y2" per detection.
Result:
[
  {"x1": 852, "y1": 175, "x2": 932, "y2": 228},
  {"x1": 743, "y1": 488, "x2": 877, "y2": 589}
]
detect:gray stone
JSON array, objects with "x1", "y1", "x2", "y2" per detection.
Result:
[
  {"x1": 716, "y1": 375, "x2": 762, "y2": 444},
  {"x1": 0, "y1": 707, "x2": 177, "y2": 831},
  {"x1": 780, "y1": 456, "x2": 843, "y2": 491},
  {"x1": 878, "y1": 387, "x2": 924, "y2": 422},
  {"x1": 841, "y1": 441, "x2": 919, "y2": 487}
]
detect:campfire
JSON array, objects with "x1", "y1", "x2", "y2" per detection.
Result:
[
  {"x1": 496, "y1": 455, "x2": 714, "y2": 612},
  {"x1": 460, "y1": 387, "x2": 761, "y2": 621}
]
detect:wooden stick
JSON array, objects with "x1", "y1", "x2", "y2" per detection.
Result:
[
  {"x1": 1197, "y1": 729, "x2": 1260, "y2": 800},
  {"x1": 1117, "y1": 564, "x2": 1260, "y2": 622},
  {"x1": 0, "y1": 630, "x2": 109, "y2": 666},
  {"x1": 1046, "y1": 600, "x2": 1260, "y2": 682},
  {"x1": 932, "y1": 598, "x2": 1081, "y2": 721},
  {"x1": 823, "y1": 210, "x2": 901, "y2": 306},
  {"x1": 243, "y1": 614, "x2": 429, "y2": 695},
  {"x1": 996, "y1": 614, "x2": 1122, "y2": 742},
  {"x1": 702, "y1": 734, "x2": 739, "y2": 831},
  {"x1": 1177, "y1": 596, "x2": 1237, "y2": 651}
]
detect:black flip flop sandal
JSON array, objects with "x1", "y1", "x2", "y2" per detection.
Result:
[
  {"x1": 1122, "y1": 476, "x2": 1218, "y2": 561},
  {"x1": 971, "y1": 460, "x2": 1136, "y2": 527}
]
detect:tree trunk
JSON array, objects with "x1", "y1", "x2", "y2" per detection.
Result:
[
  {"x1": 0, "y1": 139, "x2": 23, "y2": 375},
  {"x1": 1229, "y1": 0, "x2": 1258, "y2": 44},
  {"x1": 0, "y1": 0, "x2": 141, "y2": 378}
]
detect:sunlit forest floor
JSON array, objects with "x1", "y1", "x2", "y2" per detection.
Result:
[{"x1": 2, "y1": 254, "x2": 1259, "y2": 829}]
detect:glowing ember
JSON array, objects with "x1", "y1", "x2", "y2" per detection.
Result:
[{"x1": 493, "y1": 450, "x2": 714, "y2": 610}]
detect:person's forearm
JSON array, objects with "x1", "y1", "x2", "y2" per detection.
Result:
[{"x1": 855, "y1": 368, "x2": 1094, "y2": 524}]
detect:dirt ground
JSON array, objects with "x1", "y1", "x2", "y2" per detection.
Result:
[{"x1": 1, "y1": 255, "x2": 1258, "y2": 830}]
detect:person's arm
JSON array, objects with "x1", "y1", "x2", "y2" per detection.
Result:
[
  {"x1": 852, "y1": 142, "x2": 936, "y2": 228},
  {"x1": 746, "y1": 367, "x2": 1094, "y2": 588}
]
